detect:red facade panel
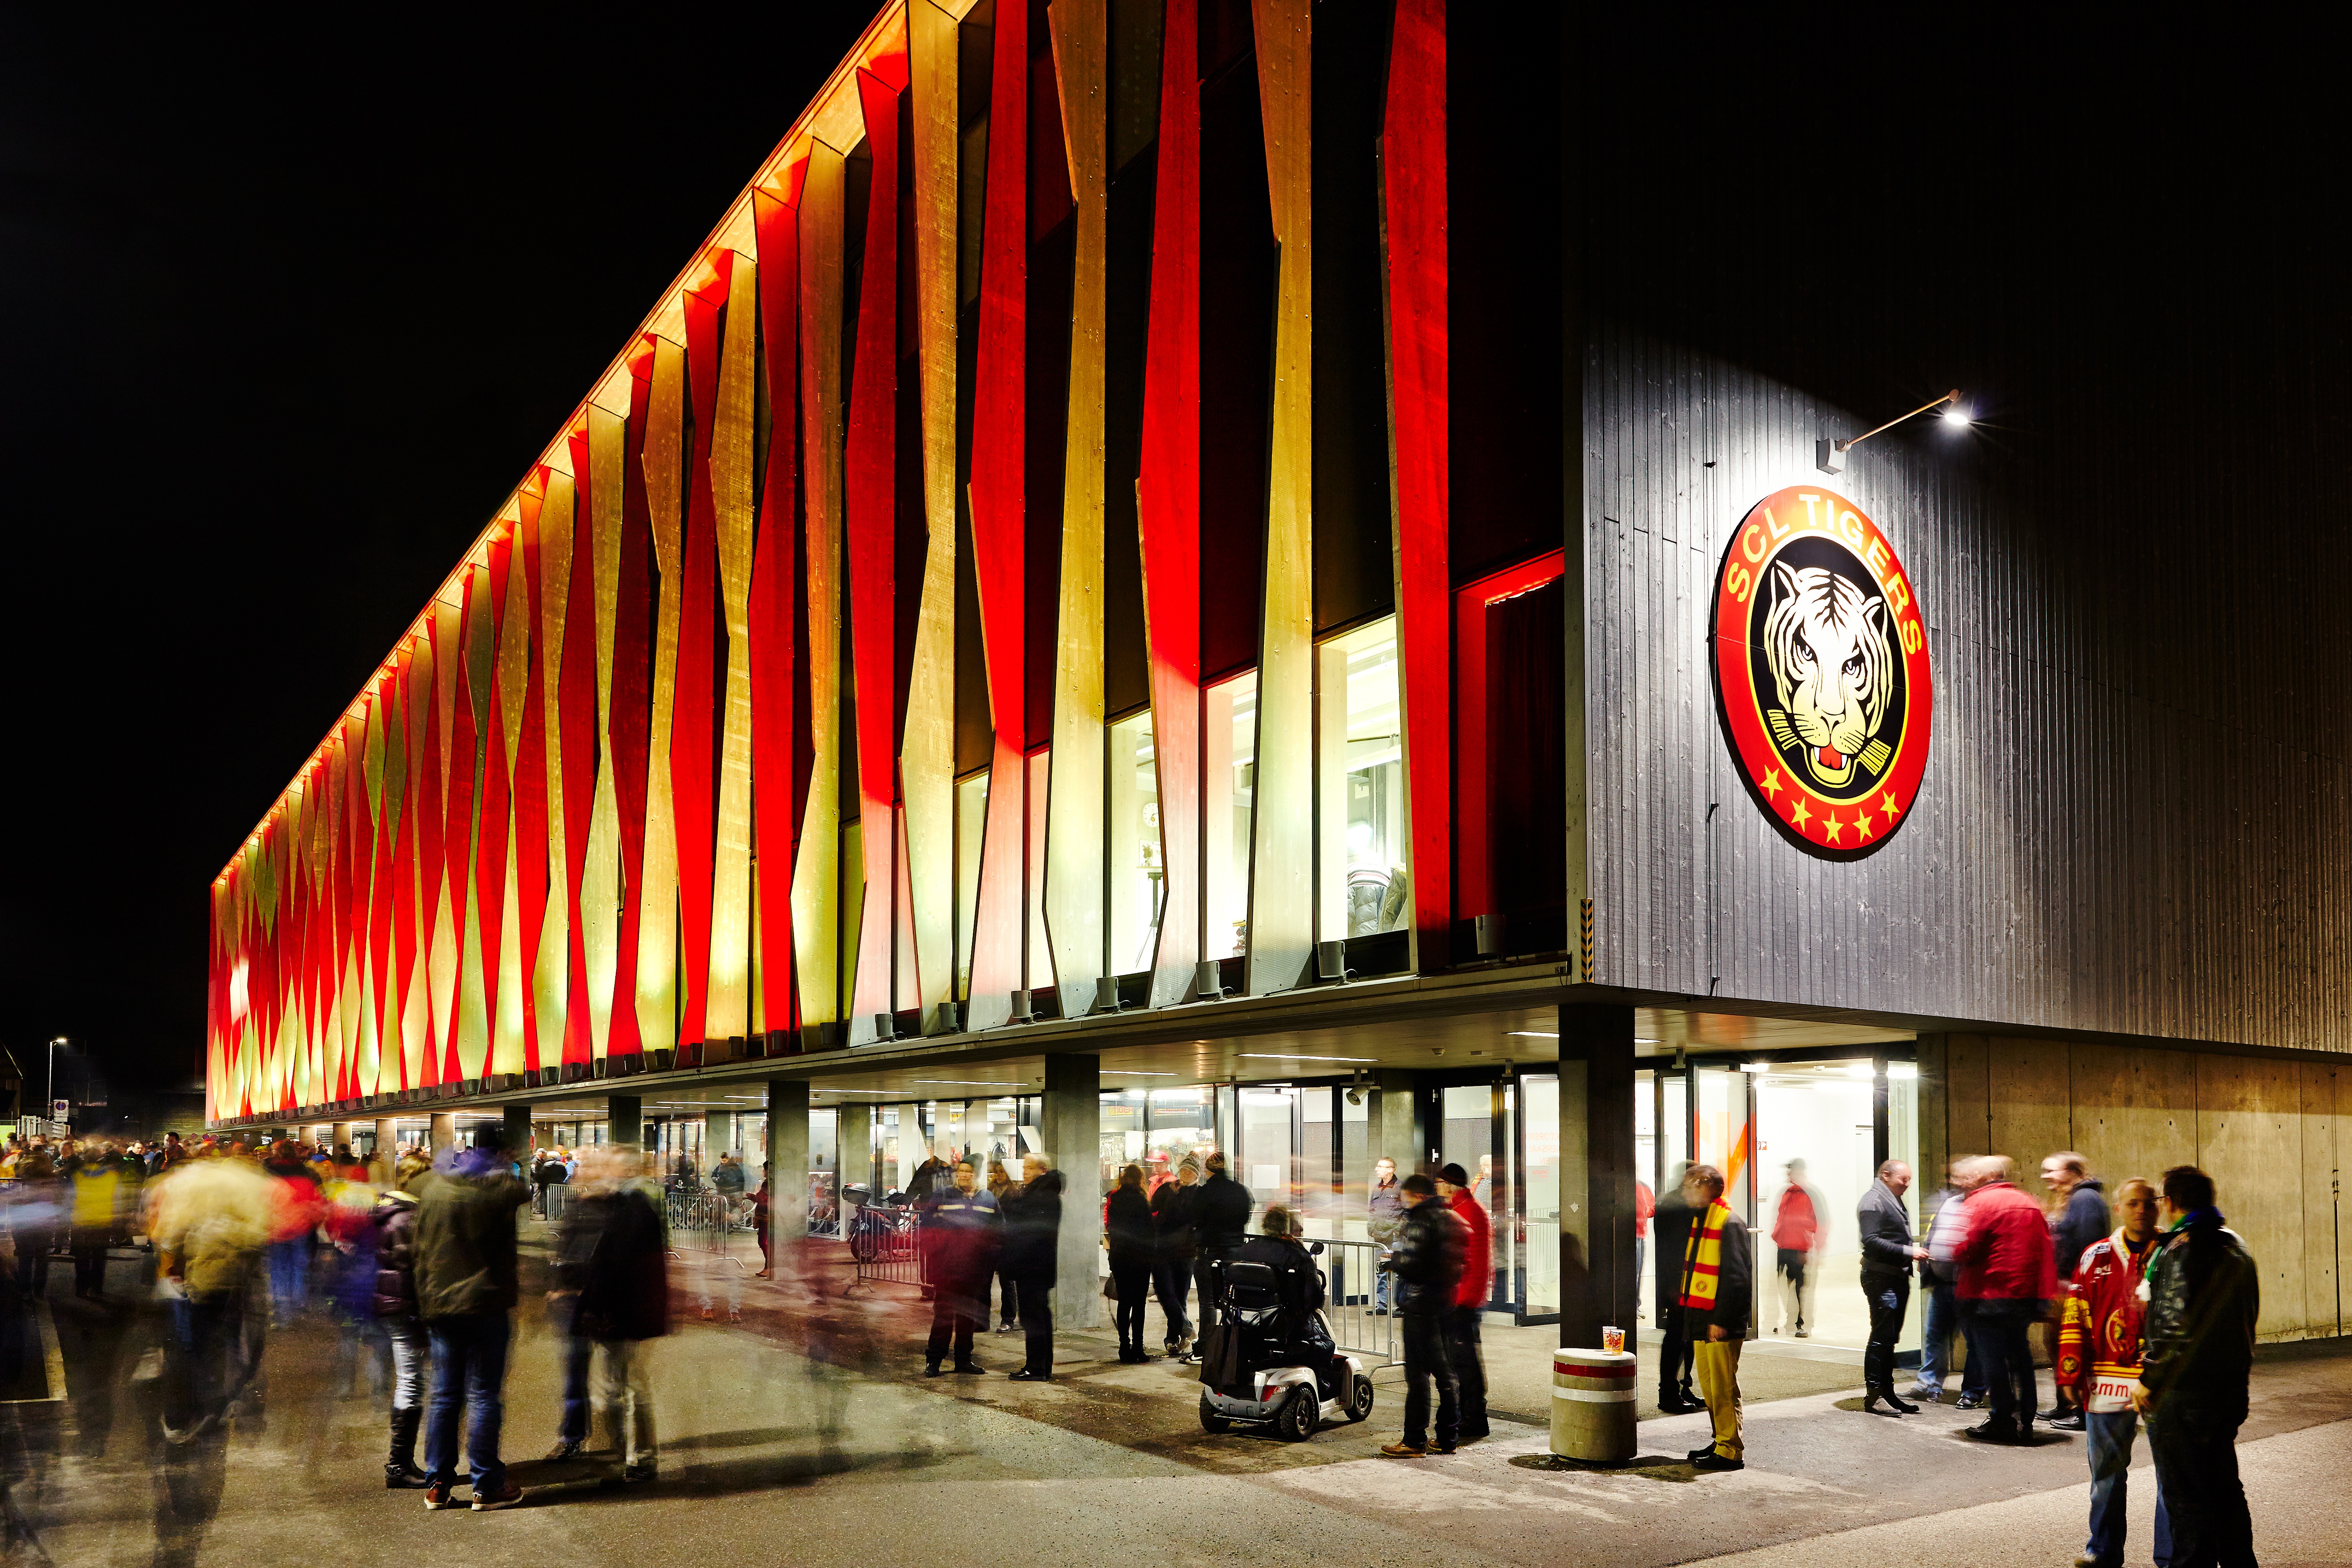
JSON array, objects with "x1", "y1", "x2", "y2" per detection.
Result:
[
  {"x1": 750, "y1": 167, "x2": 806, "y2": 1035},
  {"x1": 674, "y1": 257, "x2": 737, "y2": 1046}
]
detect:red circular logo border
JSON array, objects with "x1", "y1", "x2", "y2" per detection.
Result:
[{"x1": 1709, "y1": 485, "x2": 1933, "y2": 861}]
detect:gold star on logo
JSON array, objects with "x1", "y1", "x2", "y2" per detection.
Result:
[
  {"x1": 1822, "y1": 813, "x2": 1844, "y2": 844},
  {"x1": 1855, "y1": 810, "x2": 1875, "y2": 840},
  {"x1": 1791, "y1": 798, "x2": 1813, "y2": 831},
  {"x1": 1760, "y1": 769, "x2": 1783, "y2": 800},
  {"x1": 1880, "y1": 790, "x2": 1902, "y2": 820}
]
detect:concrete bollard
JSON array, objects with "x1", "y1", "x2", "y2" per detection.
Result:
[{"x1": 1551, "y1": 1347, "x2": 1638, "y2": 1463}]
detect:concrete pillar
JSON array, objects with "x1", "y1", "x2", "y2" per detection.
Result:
[
  {"x1": 1041, "y1": 1053, "x2": 1101, "y2": 1330},
  {"x1": 502, "y1": 1104, "x2": 532, "y2": 1155},
  {"x1": 1373, "y1": 1069, "x2": 1428, "y2": 1173},
  {"x1": 767, "y1": 1080, "x2": 810, "y2": 1249},
  {"x1": 372, "y1": 1117, "x2": 400, "y2": 1183},
  {"x1": 429, "y1": 1113, "x2": 456, "y2": 1156},
  {"x1": 706, "y1": 1108, "x2": 734, "y2": 1159},
  {"x1": 607, "y1": 1095, "x2": 642, "y2": 1148},
  {"x1": 330, "y1": 1120, "x2": 355, "y2": 1153},
  {"x1": 1558, "y1": 1003, "x2": 1638, "y2": 1352},
  {"x1": 836, "y1": 1103, "x2": 874, "y2": 1197}
]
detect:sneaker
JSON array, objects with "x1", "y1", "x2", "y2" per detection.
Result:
[
  {"x1": 1908, "y1": 1385, "x2": 1942, "y2": 1402},
  {"x1": 422, "y1": 1483, "x2": 457, "y2": 1511},
  {"x1": 997, "y1": 1322, "x2": 1019, "y2": 1333},
  {"x1": 1954, "y1": 1394, "x2": 1986, "y2": 1410},
  {"x1": 620, "y1": 1461, "x2": 656, "y2": 1484},
  {"x1": 544, "y1": 1439, "x2": 584, "y2": 1461},
  {"x1": 1380, "y1": 1442, "x2": 1427, "y2": 1458},
  {"x1": 471, "y1": 1480, "x2": 527, "y2": 1511},
  {"x1": 2045, "y1": 1411, "x2": 2085, "y2": 1433},
  {"x1": 1793, "y1": 1327, "x2": 1809, "y2": 1338}
]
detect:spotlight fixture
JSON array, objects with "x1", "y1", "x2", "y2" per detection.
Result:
[{"x1": 1817, "y1": 388, "x2": 1966, "y2": 474}]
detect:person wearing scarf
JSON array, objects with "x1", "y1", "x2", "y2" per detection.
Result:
[
  {"x1": 2133, "y1": 1165, "x2": 2258, "y2": 1568},
  {"x1": 1676, "y1": 1163, "x2": 1754, "y2": 1472}
]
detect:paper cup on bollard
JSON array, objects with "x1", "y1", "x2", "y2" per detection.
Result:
[
  {"x1": 1601, "y1": 1325, "x2": 1625, "y2": 1354},
  {"x1": 1551, "y1": 1347, "x2": 1638, "y2": 1464}
]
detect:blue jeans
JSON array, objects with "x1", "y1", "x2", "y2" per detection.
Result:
[
  {"x1": 267, "y1": 1238, "x2": 310, "y2": 1321},
  {"x1": 2086, "y1": 1409, "x2": 2170, "y2": 1567},
  {"x1": 1917, "y1": 1279, "x2": 1981, "y2": 1394},
  {"x1": 425, "y1": 1314, "x2": 512, "y2": 1493}
]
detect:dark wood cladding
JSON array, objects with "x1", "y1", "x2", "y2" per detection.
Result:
[{"x1": 1578, "y1": 9, "x2": 2350, "y2": 1051}]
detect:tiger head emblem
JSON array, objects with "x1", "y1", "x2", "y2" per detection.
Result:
[{"x1": 1762, "y1": 561, "x2": 1896, "y2": 789}]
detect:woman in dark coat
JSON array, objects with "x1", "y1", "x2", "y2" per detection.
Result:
[
  {"x1": 1105, "y1": 1164, "x2": 1156, "y2": 1362},
  {"x1": 998, "y1": 1154, "x2": 1065, "y2": 1381},
  {"x1": 369, "y1": 1153, "x2": 431, "y2": 1488},
  {"x1": 551, "y1": 1146, "x2": 670, "y2": 1482}
]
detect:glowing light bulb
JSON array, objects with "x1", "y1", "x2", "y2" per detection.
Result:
[{"x1": 1942, "y1": 404, "x2": 1971, "y2": 427}]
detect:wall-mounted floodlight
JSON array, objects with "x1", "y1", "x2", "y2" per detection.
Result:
[{"x1": 1817, "y1": 389, "x2": 1966, "y2": 474}]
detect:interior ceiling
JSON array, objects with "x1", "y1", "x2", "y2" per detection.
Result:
[{"x1": 364, "y1": 1005, "x2": 1913, "y2": 1121}]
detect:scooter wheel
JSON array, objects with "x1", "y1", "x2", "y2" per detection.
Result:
[
  {"x1": 1275, "y1": 1386, "x2": 1319, "y2": 1443},
  {"x1": 1198, "y1": 1393, "x2": 1233, "y2": 1434},
  {"x1": 1347, "y1": 1374, "x2": 1375, "y2": 1423}
]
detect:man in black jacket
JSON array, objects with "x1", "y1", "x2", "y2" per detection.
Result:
[
  {"x1": 1676, "y1": 1163, "x2": 1754, "y2": 1472},
  {"x1": 1378, "y1": 1174, "x2": 1466, "y2": 1458},
  {"x1": 548, "y1": 1145, "x2": 670, "y2": 1483},
  {"x1": 1186, "y1": 1152, "x2": 1254, "y2": 1363},
  {"x1": 1856, "y1": 1159, "x2": 1928, "y2": 1416},
  {"x1": 2133, "y1": 1165, "x2": 2258, "y2": 1568},
  {"x1": 999, "y1": 1154, "x2": 1065, "y2": 1381},
  {"x1": 1651, "y1": 1161, "x2": 1701, "y2": 1412}
]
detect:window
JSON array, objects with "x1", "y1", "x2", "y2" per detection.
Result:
[
  {"x1": 1205, "y1": 673, "x2": 1258, "y2": 958},
  {"x1": 954, "y1": 774, "x2": 986, "y2": 1002},
  {"x1": 1108, "y1": 710, "x2": 1163, "y2": 973},
  {"x1": 1317, "y1": 617, "x2": 1408, "y2": 939}
]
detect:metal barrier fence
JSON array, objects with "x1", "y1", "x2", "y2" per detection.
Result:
[
  {"x1": 1314, "y1": 1236, "x2": 1398, "y2": 1365},
  {"x1": 846, "y1": 1202, "x2": 922, "y2": 1292}
]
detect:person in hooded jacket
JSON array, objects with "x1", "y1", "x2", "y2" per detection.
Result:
[
  {"x1": 548, "y1": 1144, "x2": 670, "y2": 1484},
  {"x1": 370, "y1": 1153, "x2": 432, "y2": 1488},
  {"x1": 411, "y1": 1140, "x2": 533, "y2": 1511},
  {"x1": 999, "y1": 1153, "x2": 1065, "y2": 1380}
]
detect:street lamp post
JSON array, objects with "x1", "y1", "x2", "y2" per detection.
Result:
[{"x1": 48, "y1": 1036, "x2": 66, "y2": 1131}]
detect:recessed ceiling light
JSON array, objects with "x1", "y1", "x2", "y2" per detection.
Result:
[
  {"x1": 1506, "y1": 1031, "x2": 1558, "y2": 1039},
  {"x1": 1236, "y1": 1053, "x2": 1376, "y2": 1063}
]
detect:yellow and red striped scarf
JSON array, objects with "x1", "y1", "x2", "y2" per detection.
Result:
[{"x1": 1679, "y1": 1199, "x2": 1731, "y2": 1311}]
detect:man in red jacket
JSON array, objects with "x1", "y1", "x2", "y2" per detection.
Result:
[
  {"x1": 1438, "y1": 1163, "x2": 1493, "y2": 1441},
  {"x1": 1953, "y1": 1155, "x2": 2057, "y2": 1443},
  {"x1": 2058, "y1": 1178, "x2": 2169, "y2": 1568}
]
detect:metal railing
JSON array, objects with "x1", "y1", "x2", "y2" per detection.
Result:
[
  {"x1": 846, "y1": 1202, "x2": 923, "y2": 1292},
  {"x1": 1313, "y1": 1237, "x2": 1398, "y2": 1365}
]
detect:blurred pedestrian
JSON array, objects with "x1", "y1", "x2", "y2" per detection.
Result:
[
  {"x1": 1378, "y1": 1173, "x2": 1465, "y2": 1458},
  {"x1": 1856, "y1": 1158, "x2": 1927, "y2": 1416},
  {"x1": 1001, "y1": 1152, "x2": 1065, "y2": 1381},
  {"x1": 1916, "y1": 1159, "x2": 1986, "y2": 1406},
  {"x1": 1150, "y1": 1156, "x2": 1200, "y2": 1357},
  {"x1": 261, "y1": 1139, "x2": 323, "y2": 1324},
  {"x1": 69, "y1": 1142, "x2": 121, "y2": 1299},
  {"x1": 2059, "y1": 1176, "x2": 2168, "y2": 1568},
  {"x1": 370, "y1": 1153, "x2": 432, "y2": 1488},
  {"x1": 751, "y1": 1160, "x2": 775, "y2": 1278},
  {"x1": 1954, "y1": 1155, "x2": 2057, "y2": 1444},
  {"x1": 922, "y1": 1159, "x2": 998, "y2": 1377},
  {"x1": 1769, "y1": 1157, "x2": 1823, "y2": 1338},
  {"x1": 1437, "y1": 1162, "x2": 1491, "y2": 1441},
  {"x1": 1652, "y1": 1160, "x2": 1700, "y2": 1413},
  {"x1": 150, "y1": 1150, "x2": 273, "y2": 1443},
  {"x1": 1634, "y1": 1175, "x2": 1654, "y2": 1319},
  {"x1": 1366, "y1": 1156, "x2": 1405, "y2": 1314},
  {"x1": 2040, "y1": 1151, "x2": 2110, "y2": 1432},
  {"x1": 1105, "y1": 1163, "x2": 1155, "y2": 1363},
  {"x1": 1676, "y1": 1163, "x2": 1754, "y2": 1471},
  {"x1": 12, "y1": 1144, "x2": 59, "y2": 1297},
  {"x1": 412, "y1": 1139, "x2": 532, "y2": 1510},
  {"x1": 548, "y1": 1144, "x2": 669, "y2": 1484},
  {"x1": 986, "y1": 1158, "x2": 1020, "y2": 1331},
  {"x1": 2136, "y1": 1165, "x2": 2258, "y2": 1568}
]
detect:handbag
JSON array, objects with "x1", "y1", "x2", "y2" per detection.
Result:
[{"x1": 1101, "y1": 1272, "x2": 1120, "y2": 1301}]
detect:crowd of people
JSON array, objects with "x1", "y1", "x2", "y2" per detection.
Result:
[{"x1": 1650, "y1": 1149, "x2": 2260, "y2": 1566}]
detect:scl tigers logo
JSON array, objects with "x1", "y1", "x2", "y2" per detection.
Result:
[{"x1": 1711, "y1": 486, "x2": 1933, "y2": 859}]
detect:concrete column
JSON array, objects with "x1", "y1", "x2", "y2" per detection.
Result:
[
  {"x1": 373, "y1": 1117, "x2": 400, "y2": 1184},
  {"x1": 429, "y1": 1113, "x2": 456, "y2": 1156},
  {"x1": 1041, "y1": 1053, "x2": 1100, "y2": 1330},
  {"x1": 607, "y1": 1095, "x2": 642, "y2": 1148},
  {"x1": 330, "y1": 1120, "x2": 355, "y2": 1153},
  {"x1": 706, "y1": 1108, "x2": 734, "y2": 1159},
  {"x1": 502, "y1": 1104, "x2": 532, "y2": 1155},
  {"x1": 767, "y1": 1080, "x2": 810, "y2": 1248},
  {"x1": 1373, "y1": 1069, "x2": 1428, "y2": 1173},
  {"x1": 1558, "y1": 1003, "x2": 1638, "y2": 1352},
  {"x1": 836, "y1": 1103, "x2": 874, "y2": 1197}
]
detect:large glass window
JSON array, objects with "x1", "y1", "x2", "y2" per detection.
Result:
[
  {"x1": 1100, "y1": 1090, "x2": 1147, "y2": 1193},
  {"x1": 1108, "y1": 711, "x2": 1163, "y2": 973},
  {"x1": 1028, "y1": 751, "x2": 1052, "y2": 992},
  {"x1": 1144, "y1": 1088, "x2": 1212, "y2": 1176},
  {"x1": 1751, "y1": 1061, "x2": 1875, "y2": 1348},
  {"x1": 1239, "y1": 1087, "x2": 1295, "y2": 1211},
  {"x1": 1524, "y1": 1074, "x2": 1559, "y2": 1315},
  {"x1": 1204, "y1": 672, "x2": 1257, "y2": 960},
  {"x1": 955, "y1": 774, "x2": 986, "y2": 1002},
  {"x1": 1317, "y1": 618, "x2": 1408, "y2": 939}
]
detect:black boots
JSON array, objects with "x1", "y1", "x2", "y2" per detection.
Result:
[{"x1": 385, "y1": 1406, "x2": 429, "y2": 1489}]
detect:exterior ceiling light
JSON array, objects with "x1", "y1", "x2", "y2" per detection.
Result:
[
  {"x1": 1818, "y1": 389, "x2": 1965, "y2": 474},
  {"x1": 1236, "y1": 1053, "x2": 1377, "y2": 1063}
]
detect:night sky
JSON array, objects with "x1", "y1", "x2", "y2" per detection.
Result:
[{"x1": 1, "y1": 6, "x2": 874, "y2": 1103}]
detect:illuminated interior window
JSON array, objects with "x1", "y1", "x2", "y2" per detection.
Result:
[
  {"x1": 1205, "y1": 672, "x2": 1257, "y2": 959},
  {"x1": 1108, "y1": 710, "x2": 1162, "y2": 973},
  {"x1": 1317, "y1": 616, "x2": 1408, "y2": 939},
  {"x1": 954, "y1": 774, "x2": 986, "y2": 1002}
]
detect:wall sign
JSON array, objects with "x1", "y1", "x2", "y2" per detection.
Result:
[{"x1": 1710, "y1": 486, "x2": 1933, "y2": 858}]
